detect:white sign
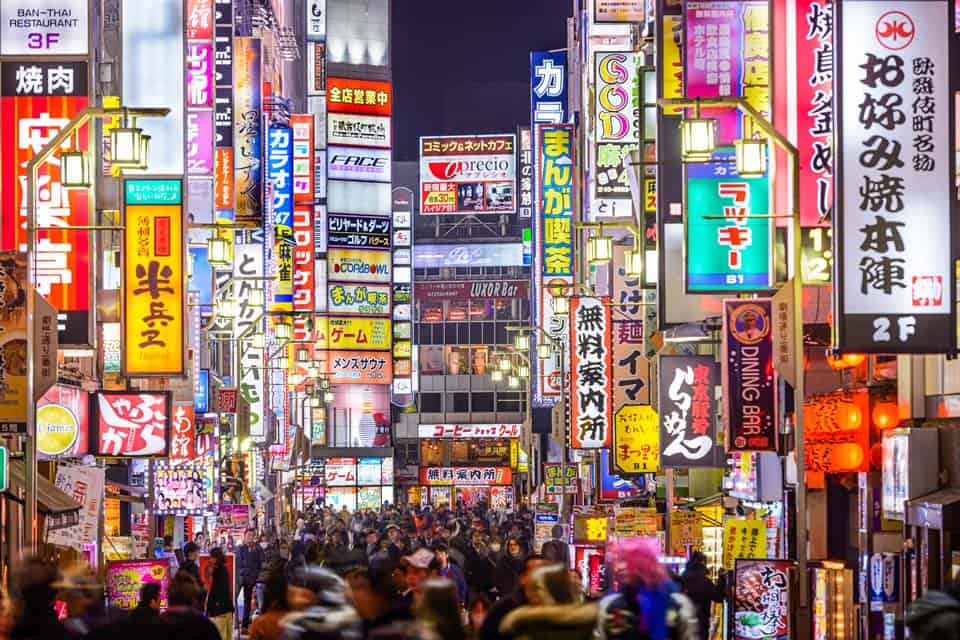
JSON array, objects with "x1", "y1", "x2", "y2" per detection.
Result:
[
  {"x1": 419, "y1": 134, "x2": 517, "y2": 215},
  {"x1": 232, "y1": 243, "x2": 266, "y2": 439},
  {"x1": 306, "y1": 0, "x2": 325, "y2": 41},
  {"x1": 418, "y1": 423, "x2": 522, "y2": 439},
  {"x1": 327, "y1": 145, "x2": 391, "y2": 183},
  {"x1": 328, "y1": 180, "x2": 391, "y2": 215},
  {"x1": 1, "y1": 0, "x2": 89, "y2": 55},
  {"x1": 838, "y1": 0, "x2": 953, "y2": 353},
  {"x1": 327, "y1": 113, "x2": 391, "y2": 148},
  {"x1": 48, "y1": 465, "x2": 104, "y2": 551},
  {"x1": 414, "y1": 242, "x2": 525, "y2": 268}
]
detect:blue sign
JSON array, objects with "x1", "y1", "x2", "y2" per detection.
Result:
[
  {"x1": 869, "y1": 553, "x2": 899, "y2": 608},
  {"x1": 194, "y1": 369, "x2": 210, "y2": 413},
  {"x1": 599, "y1": 450, "x2": 643, "y2": 501},
  {"x1": 531, "y1": 51, "x2": 568, "y2": 126},
  {"x1": 188, "y1": 246, "x2": 214, "y2": 307},
  {"x1": 267, "y1": 126, "x2": 294, "y2": 231}
]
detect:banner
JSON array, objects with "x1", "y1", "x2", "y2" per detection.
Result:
[
  {"x1": 233, "y1": 37, "x2": 262, "y2": 224},
  {"x1": 836, "y1": 0, "x2": 955, "y2": 353},
  {"x1": 169, "y1": 403, "x2": 196, "y2": 462},
  {"x1": 107, "y1": 560, "x2": 170, "y2": 610},
  {"x1": 613, "y1": 405, "x2": 659, "y2": 474},
  {"x1": 154, "y1": 457, "x2": 213, "y2": 514},
  {"x1": 733, "y1": 559, "x2": 793, "y2": 640},
  {"x1": 317, "y1": 349, "x2": 392, "y2": 385},
  {"x1": 122, "y1": 179, "x2": 185, "y2": 376},
  {"x1": 293, "y1": 205, "x2": 315, "y2": 312},
  {"x1": 723, "y1": 518, "x2": 768, "y2": 570},
  {"x1": 595, "y1": 52, "x2": 639, "y2": 204},
  {"x1": 418, "y1": 423, "x2": 522, "y2": 439},
  {"x1": 48, "y1": 464, "x2": 104, "y2": 551},
  {"x1": 94, "y1": 392, "x2": 171, "y2": 457},
  {"x1": 723, "y1": 299, "x2": 777, "y2": 452},
  {"x1": 804, "y1": 390, "x2": 870, "y2": 473},
  {"x1": 327, "y1": 77, "x2": 392, "y2": 116},
  {"x1": 686, "y1": 148, "x2": 772, "y2": 292},
  {"x1": 658, "y1": 355, "x2": 721, "y2": 467},
  {"x1": 595, "y1": 0, "x2": 645, "y2": 21},
  {"x1": 531, "y1": 51, "x2": 568, "y2": 125},
  {"x1": 420, "y1": 467, "x2": 513, "y2": 486},
  {"x1": 291, "y1": 114, "x2": 314, "y2": 202},
  {"x1": 570, "y1": 297, "x2": 612, "y2": 449},
  {"x1": 419, "y1": 135, "x2": 516, "y2": 215},
  {"x1": 232, "y1": 242, "x2": 265, "y2": 439},
  {"x1": 317, "y1": 316, "x2": 391, "y2": 350}
]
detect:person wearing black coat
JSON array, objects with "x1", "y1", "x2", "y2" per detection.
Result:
[
  {"x1": 205, "y1": 547, "x2": 235, "y2": 639},
  {"x1": 680, "y1": 552, "x2": 723, "y2": 640}
]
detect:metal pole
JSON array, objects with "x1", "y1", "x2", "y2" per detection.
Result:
[{"x1": 559, "y1": 339, "x2": 567, "y2": 515}]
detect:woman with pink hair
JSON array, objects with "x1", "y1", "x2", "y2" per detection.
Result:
[{"x1": 594, "y1": 539, "x2": 699, "y2": 640}]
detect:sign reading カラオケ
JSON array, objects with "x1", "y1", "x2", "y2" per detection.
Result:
[{"x1": 836, "y1": 0, "x2": 955, "y2": 353}]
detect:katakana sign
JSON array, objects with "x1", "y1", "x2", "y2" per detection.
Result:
[
  {"x1": 419, "y1": 134, "x2": 516, "y2": 215},
  {"x1": 723, "y1": 299, "x2": 777, "y2": 452}
]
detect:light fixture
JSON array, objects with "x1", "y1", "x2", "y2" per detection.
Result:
[
  {"x1": 274, "y1": 321, "x2": 292, "y2": 340},
  {"x1": 309, "y1": 396, "x2": 321, "y2": 408},
  {"x1": 307, "y1": 365, "x2": 320, "y2": 378},
  {"x1": 247, "y1": 287, "x2": 265, "y2": 308},
  {"x1": 491, "y1": 369, "x2": 504, "y2": 383},
  {"x1": 499, "y1": 357, "x2": 512, "y2": 372},
  {"x1": 513, "y1": 334, "x2": 530, "y2": 351},
  {"x1": 248, "y1": 332, "x2": 265, "y2": 349},
  {"x1": 231, "y1": 436, "x2": 239, "y2": 451},
  {"x1": 319, "y1": 377, "x2": 330, "y2": 391},
  {"x1": 587, "y1": 233, "x2": 613, "y2": 266},
  {"x1": 297, "y1": 348, "x2": 310, "y2": 362},
  {"x1": 552, "y1": 294, "x2": 569, "y2": 316},
  {"x1": 207, "y1": 236, "x2": 231, "y2": 268},
  {"x1": 61, "y1": 151, "x2": 92, "y2": 189},
  {"x1": 537, "y1": 342, "x2": 552, "y2": 360},
  {"x1": 508, "y1": 375, "x2": 520, "y2": 389},
  {"x1": 624, "y1": 247, "x2": 644, "y2": 278},
  {"x1": 110, "y1": 114, "x2": 145, "y2": 166},
  {"x1": 518, "y1": 365, "x2": 530, "y2": 379},
  {"x1": 680, "y1": 115, "x2": 716, "y2": 162},
  {"x1": 289, "y1": 372, "x2": 304, "y2": 385},
  {"x1": 133, "y1": 134, "x2": 151, "y2": 170},
  {"x1": 240, "y1": 436, "x2": 253, "y2": 453},
  {"x1": 216, "y1": 297, "x2": 237, "y2": 320},
  {"x1": 274, "y1": 357, "x2": 289, "y2": 370},
  {"x1": 324, "y1": 391, "x2": 335, "y2": 403},
  {"x1": 735, "y1": 137, "x2": 767, "y2": 177}
]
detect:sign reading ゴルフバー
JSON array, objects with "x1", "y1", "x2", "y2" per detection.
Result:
[
  {"x1": 420, "y1": 135, "x2": 516, "y2": 215},
  {"x1": 837, "y1": 0, "x2": 955, "y2": 353},
  {"x1": 723, "y1": 299, "x2": 777, "y2": 452}
]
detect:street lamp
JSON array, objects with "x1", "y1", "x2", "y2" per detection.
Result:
[
  {"x1": 735, "y1": 137, "x2": 767, "y2": 177},
  {"x1": 309, "y1": 395, "x2": 321, "y2": 408},
  {"x1": 61, "y1": 151, "x2": 92, "y2": 189},
  {"x1": 680, "y1": 116, "x2": 716, "y2": 161},
  {"x1": 324, "y1": 391, "x2": 335, "y2": 404},
  {"x1": 491, "y1": 369, "x2": 504, "y2": 383},
  {"x1": 207, "y1": 236, "x2": 231, "y2": 267},
  {"x1": 508, "y1": 375, "x2": 520, "y2": 389},
  {"x1": 586, "y1": 233, "x2": 613, "y2": 266},
  {"x1": 499, "y1": 357, "x2": 512, "y2": 372},
  {"x1": 216, "y1": 297, "x2": 237, "y2": 320},
  {"x1": 513, "y1": 334, "x2": 530, "y2": 351},
  {"x1": 518, "y1": 365, "x2": 530, "y2": 379},
  {"x1": 552, "y1": 294, "x2": 569, "y2": 316},
  {"x1": 274, "y1": 321, "x2": 292, "y2": 341},
  {"x1": 537, "y1": 342, "x2": 552, "y2": 360},
  {"x1": 623, "y1": 246, "x2": 644, "y2": 278},
  {"x1": 248, "y1": 332, "x2": 265, "y2": 349},
  {"x1": 319, "y1": 377, "x2": 330, "y2": 391},
  {"x1": 110, "y1": 114, "x2": 147, "y2": 166}
]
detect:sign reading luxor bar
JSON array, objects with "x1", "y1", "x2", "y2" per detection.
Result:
[
  {"x1": 723, "y1": 299, "x2": 777, "y2": 451},
  {"x1": 836, "y1": 0, "x2": 955, "y2": 353},
  {"x1": 658, "y1": 356, "x2": 720, "y2": 467}
]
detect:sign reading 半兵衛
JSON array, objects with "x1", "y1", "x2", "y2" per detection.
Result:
[
  {"x1": 0, "y1": 60, "x2": 91, "y2": 345},
  {"x1": 570, "y1": 297, "x2": 613, "y2": 449},
  {"x1": 685, "y1": 148, "x2": 773, "y2": 292},
  {"x1": 723, "y1": 299, "x2": 777, "y2": 452},
  {"x1": 417, "y1": 424, "x2": 522, "y2": 439},
  {"x1": 658, "y1": 355, "x2": 721, "y2": 468},
  {"x1": 836, "y1": 0, "x2": 956, "y2": 353}
]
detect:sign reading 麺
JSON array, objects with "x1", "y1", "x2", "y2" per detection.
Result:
[
  {"x1": 836, "y1": 0, "x2": 955, "y2": 353},
  {"x1": 122, "y1": 179, "x2": 185, "y2": 377}
]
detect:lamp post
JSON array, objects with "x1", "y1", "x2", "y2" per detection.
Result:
[
  {"x1": 658, "y1": 95, "x2": 807, "y2": 635},
  {"x1": 24, "y1": 106, "x2": 169, "y2": 552}
]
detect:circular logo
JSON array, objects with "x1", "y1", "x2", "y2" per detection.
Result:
[
  {"x1": 36, "y1": 403, "x2": 80, "y2": 456},
  {"x1": 876, "y1": 11, "x2": 915, "y2": 50},
  {"x1": 729, "y1": 303, "x2": 770, "y2": 345}
]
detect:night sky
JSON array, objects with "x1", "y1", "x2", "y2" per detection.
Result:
[{"x1": 391, "y1": 0, "x2": 572, "y2": 161}]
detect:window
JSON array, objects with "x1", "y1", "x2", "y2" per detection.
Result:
[
  {"x1": 448, "y1": 393, "x2": 469, "y2": 412},
  {"x1": 472, "y1": 392, "x2": 495, "y2": 412},
  {"x1": 496, "y1": 392, "x2": 523, "y2": 413},
  {"x1": 420, "y1": 393, "x2": 442, "y2": 412}
]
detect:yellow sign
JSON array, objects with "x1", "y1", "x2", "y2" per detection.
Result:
[
  {"x1": 643, "y1": 178, "x2": 656, "y2": 214},
  {"x1": 670, "y1": 511, "x2": 703, "y2": 554},
  {"x1": 36, "y1": 403, "x2": 80, "y2": 456},
  {"x1": 614, "y1": 405, "x2": 659, "y2": 474},
  {"x1": 317, "y1": 316, "x2": 391, "y2": 350},
  {"x1": 662, "y1": 15, "x2": 683, "y2": 114},
  {"x1": 123, "y1": 179, "x2": 185, "y2": 376},
  {"x1": 0, "y1": 252, "x2": 27, "y2": 431},
  {"x1": 723, "y1": 518, "x2": 767, "y2": 570},
  {"x1": 327, "y1": 248, "x2": 391, "y2": 283}
]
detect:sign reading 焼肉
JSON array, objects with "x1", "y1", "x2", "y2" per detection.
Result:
[{"x1": 836, "y1": 0, "x2": 955, "y2": 353}]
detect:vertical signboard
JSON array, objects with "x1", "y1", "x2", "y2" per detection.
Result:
[
  {"x1": 0, "y1": 253, "x2": 27, "y2": 433},
  {"x1": 267, "y1": 126, "x2": 294, "y2": 311},
  {"x1": 569, "y1": 297, "x2": 612, "y2": 449},
  {"x1": 722, "y1": 299, "x2": 777, "y2": 452},
  {"x1": 293, "y1": 205, "x2": 314, "y2": 313},
  {"x1": 733, "y1": 559, "x2": 793, "y2": 640},
  {"x1": 233, "y1": 37, "x2": 262, "y2": 224},
  {"x1": 686, "y1": 148, "x2": 773, "y2": 292},
  {"x1": 122, "y1": 179, "x2": 185, "y2": 377},
  {"x1": 612, "y1": 244, "x2": 650, "y2": 406},
  {"x1": 291, "y1": 114, "x2": 314, "y2": 203},
  {"x1": 213, "y1": 0, "x2": 234, "y2": 215},
  {"x1": 0, "y1": 60, "x2": 90, "y2": 344},
  {"x1": 836, "y1": 0, "x2": 955, "y2": 353},
  {"x1": 234, "y1": 243, "x2": 265, "y2": 439},
  {"x1": 658, "y1": 355, "x2": 721, "y2": 467},
  {"x1": 594, "y1": 52, "x2": 639, "y2": 215},
  {"x1": 530, "y1": 51, "x2": 567, "y2": 125},
  {"x1": 517, "y1": 127, "x2": 533, "y2": 219}
]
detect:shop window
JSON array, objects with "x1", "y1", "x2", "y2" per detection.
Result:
[
  {"x1": 470, "y1": 322, "x2": 484, "y2": 344},
  {"x1": 444, "y1": 323, "x2": 458, "y2": 345},
  {"x1": 420, "y1": 393, "x2": 442, "y2": 412},
  {"x1": 450, "y1": 393, "x2": 469, "y2": 412},
  {"x1": 472, "y1": 392, "x2": 495, "y2": 412},
  {"x1": 420, "y1": 347, "x2": 444, "y2": 375},
  {"x1": 457, "y1": 323, "x2": 471, "y2": 344},
  {"x1": 482, "y1": 322, "x2": 496, "y2": 344},
  {"x1": 421, "y1": 303, "x2": 443, "y2": 323},
  {"x1": 497, "y1": 392, "x2": 522, "y2": 413},
  {"x1": 495, "y1": 323, "x2": 509, "y2": 344}
]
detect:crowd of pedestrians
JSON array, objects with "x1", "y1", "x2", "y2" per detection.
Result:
[{"x1": 2, "y1": 502, "x2": 958, "y2": 640}]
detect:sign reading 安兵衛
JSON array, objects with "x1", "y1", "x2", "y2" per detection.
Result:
[
  {"x1": 836, "y1": 0, "x2": 956, "y2": 353},
  {"x1": 0, "y1": 0, "x2": 90, "y2": 55}
]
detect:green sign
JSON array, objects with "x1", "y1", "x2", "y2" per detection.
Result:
[
  {"x1": 124, "y1": 178, "x2": 183, "y2": 205},
  {"x1": 0, "y1": 446, "x2": 7, "y2": 493},
  {"x1": 685, "y1": 148, "x2": 772, "y2": 292}
]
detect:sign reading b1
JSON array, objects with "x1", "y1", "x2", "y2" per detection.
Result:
[{"x1": 1, "y1": 1, "x2": 90, "y2": 55}]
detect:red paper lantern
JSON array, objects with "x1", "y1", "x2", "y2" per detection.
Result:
[
  {"x1": 827, "y1": 353, "x2": 866, "y2": 369},
  {"x1": 837, "y1": 402, "x2": 863, "y2": 431},
  {"x1": 831, "y1": 443, "x2": 864, "y2": 471},
  {"x1": 872, "y1": 402, "x2": 899, "y2": 430}
]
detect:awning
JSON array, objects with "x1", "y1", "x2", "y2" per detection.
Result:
[{"x1": 4, "y1": 460, "x2": 82, "y2": 531}]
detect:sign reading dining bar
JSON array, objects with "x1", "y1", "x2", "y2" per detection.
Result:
[{"x1": 836, "y1": 0, "x2": 956, "y2": 353}]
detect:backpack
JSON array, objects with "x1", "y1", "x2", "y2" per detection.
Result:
[{"x1": 595, "y1": 587, "x2": 698, "y2": 640}]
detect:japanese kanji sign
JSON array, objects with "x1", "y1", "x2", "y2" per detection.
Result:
[
  {"x1": 419, "y1": 134, "x2": 517, "y2": 215},
  {"x1": 420, "y1": 466, "x2": 513, "y2": 486},
  {"x1": 595, "y1": 0, "x2": 645, "y2": 21},
  {"x1": 595, "y1": 52, "x2": 639, "y2": 205},
  {"x1": 804, "y1": 389, "x2": 870, "y2": 473},
  {"x1": 723, "y1": 518, "x2": 768, "y2": 570},
  {"x1": 733, "y1": 559, "x2": 793, "y2": 639},
  {"x1": 327, "y1": 77, "x2": 391, "y2": 116},
  {"x1": 658, "y1": 355, "x2": 721, "y2": 468},
  {"x1": 48, "y1": 464, "x2": 103, "y2": 551},
  {"x1": 94, "y1": 391, "x2": 171, "y2": 457},
  {"x1": 233, "y1": 37, "x2": 261, "y2": 224},
  {"x1": 836, "y1": 0, "x2": 955, "y2": 353},
  {"x1": 0, "y1": 60, "x2": 91, "y2": 345},
  {"x1": 686, "y1": 148, "x2": 773, "y2": 292},
  {"x1": 518, "y1": 127, "x2": 533, "y2": 218},
  {"x1": 0, "y1": 252, "x2": 27, "y2": 433},
  {"x1": 328, "y1": 283, "x2": 391, "y2": 315},
  {"x1": 723, "y1": 299, "x2": 777, "y2": 452},
  {"x1": 232, "y1": 242, "x2": 265, "y2": 439},
  {"x1": 328, "y1": 113, "x2": 391, "y2": 148},
  {"x1": 122, "y1": 179, "x2": 185, "y2": 377},
  {"x1": 570, "y1": 297, "x2": 613, "y2": 449},
  {"x1": 612, "y1": 244, "x2": 650, "y2": 405},
  {"x1": 169, "y1": 403, "x2": 197, "y2": 462},
  {"x1": 613, "y1": 405, "x2": 659, "y2": 474}
]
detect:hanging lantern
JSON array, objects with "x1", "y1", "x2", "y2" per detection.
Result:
[
  {"x1": 871, "y1": 402, "x2": 899, "y2": 430},
  {"x1": 827, "y1": 352, "x2": 866, "y2": 370},
  {"x1": 836, "y1": 402, "x2": 863, "y2": 431},
  {"x1": 680, "y1": 117, "x2": 716, "y2": 161},
  {"x1": 830, "y1": 443, "x2": 865, "y2": 471},
  {"x1": 734, "y1": 138, "x2": 767, "y2": 177}
]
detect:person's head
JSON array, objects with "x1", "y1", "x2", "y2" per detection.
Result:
[
  {"x1": 386, "y1": 524, "x2": 400, "y2": 542},
  {"x1": 608, "y1": 539, "x2": 669, "y2": 590},
  {"x1": 140, "y1": 582, "x2": 162, "y2": 611},
  {"x1": 262, "y1": 567, "x2": 290, "y2": 612},
  {"x1": 467, "y1": 593, "x2": 491, "y2": 631},
  {"x1": 168, "y1": 571, "x2": 203, "y2": 609},
  {"x1": 414, "y1": 579, "x2": 463, "y2": 638},
  {"x1": 431, "y1": 541, "x2": 450, "y2": 567},
  {"x1": 183, "y1": 542, "x2": 199, "y2": 562},
  {"x1": 365, "y1": 529, "x2": 379, "y2": 546},
  {"x1": 278, "y1": 541, "x2": 290, "y2": 560},
  {"x1": 13, "y1": 556, "x2": 58, "y2": 612},
  {"x1": 551, "y1": 525, "x2": 564, "y2": 540},
  {"x1": 345, "y1": 557, "x2": 397, "y2": 620},
  {"x1": 210, "y1": 546, "x2": 226, "y2": 566},
  {"x1": 520, "y1": 556, "x2": 549, "y2": 592},
  {"x1": 244, "y1": 529, "x2": 256, "y2": 546},
  {"x1": 402, "y1": 549, "x2": 435, "y2": 593},
  {"x1": 524, "y1": 564, "x2": 575, "y2": 606},
  {"x1": 54, "y1": 565, "x2": 103, "y2": 617},
  {"x1": 470, "y1": 530, "x2": 485, "y2": 549},
  {"x1": 505, "y1": 536, "x2": 523, "y2": 558}
]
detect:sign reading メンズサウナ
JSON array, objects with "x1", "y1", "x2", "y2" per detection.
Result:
[
  {"x1": 836, "y1": 0, "x2": 955, "y2": 353},
  {"x1": 420, "y1": 135, "x2": 516, "y2": 215}
]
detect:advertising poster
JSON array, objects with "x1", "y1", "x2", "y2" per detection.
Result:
[
  {"x1": 122, "y1": 179, "x2": 185, "y2": 376},
  {"x1": 107, "y1": 560, "x2": 170, "y2": 610},
  {"x1": 595, "y1": 0, "x2": 645, "y2": 21},
  {"x1": 327, "y1": 248, "x2": 391, "y2": 283},
  {"x1": 722, "y1": 299, "x2": 777, "y2": 452},
  {"x1": 36, "y1": 384, "x2": 89, "y2": 457},
  {"x1": 47, "y1": 464, "x2": 104, "y2": 551},
  {"x1": 154, "y1": 458, "x2": 213, "y2": 514},
  {"x1": 420, "y1": 134, "x2": 516, "y2": 215},
  {"x1": 734, "y1": 559, "x2": 793, "y2": 640},
  {"x1": 233, "y1": 37, "x2": 262, "y2": 224},
  {"x1": 327, "y1": 145, "x2": 391, "y2": 183},
  {"x1": 0, "y1": 61, "x2": 91, "y2": 344},
  {"x1": 723, "y1": 518, "x2": 768, "y2": 570},
  {"x1": 613, "y1": 405, "x2": 659, "y2": 474},
  {"x1": 599, "y1": 451, "x2": 644, "y2": 501},
  {"x1": 670, "y1": 512, "x2": 704, "y2": 554},
  {"x1": 534, "y1": 506, "x2": 560, "y2": 553},
  {"x1": 569, "y1": 297, "x2": 613, "y2": 449},
  {"x1": 199, "y1": 553, "x2": 235, "y2": 600},
  {"x1": 836, "y1": 0, "x2": 954, "y2": 353},
  {"x1": 216, "y1": 503, "x2": 250, "y2": 541},
  {"x1": 0, "y1": 253, "x2": 27, "y2": 433},
  {"x1": 658, "y1": 356, "x2": 721, "y2": 468},
  {"x1": 94, "y1": 391, "x2": 172, "y2": 457},
  {"x1": 686, "y1": 149, "x2": 772, "y2": 292},
  {"x1": 316, "y1": 316, "x2": 391, "y2": 350}
]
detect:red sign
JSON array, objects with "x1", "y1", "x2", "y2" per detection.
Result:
[
  {"x1": 95, "y1": 392, "x2": 171, "y2": 457},
  {"x1": 419, "y1": 467, "x2": 513, "y2": 486},
  {"x1": 293, "y1": 205, "x2": 314, "y2": 312},
  {"x1": 217, "y1": 388, "x2": 238, "y2": 414},
  {"x1": 414, "y1": 280, "x2": 530, "y2": 301},
  {"x1": 0, "y1": 61, "x2": 91, "y2": 344},
  {"x1": 291, "y1": 114, "x2": 314, "y2": 203},
  {"x1": 327, "y1": 77, "x2": 392, "y2": 116},
  {"x1": 199, "y1": 554, "x2": 234, "y2": 601},
  {"x1": 186, "y1": 0, "x2": 213, "y2": 40},
  {"x1": 214, "y1": 148, "x2": 234, "y2": 209},
  {"x1": 170, "y1": 403, "x2": 196, "y2": 462}
]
